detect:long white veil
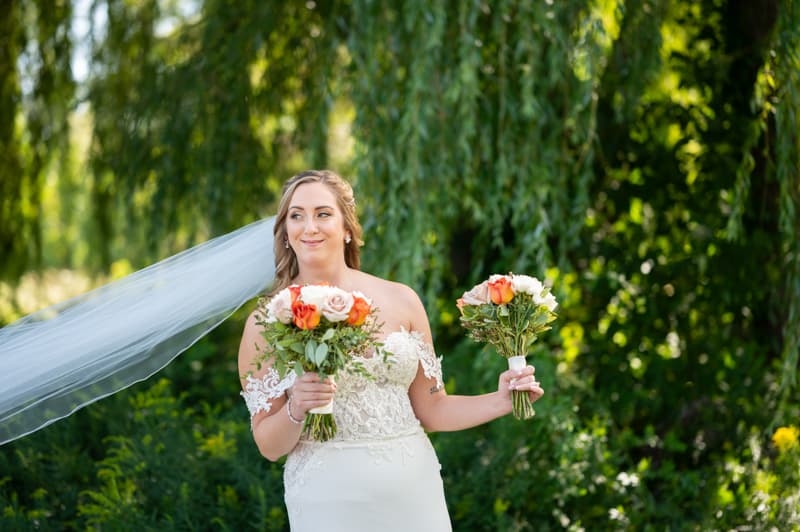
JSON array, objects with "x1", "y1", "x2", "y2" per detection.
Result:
[{"x1": 0, "y1": 217, "x2": 275, "y2": 445}]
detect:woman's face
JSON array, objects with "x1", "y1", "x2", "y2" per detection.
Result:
[{"x1": 285, "y1": 181, "x2": 348, "y2": 268}]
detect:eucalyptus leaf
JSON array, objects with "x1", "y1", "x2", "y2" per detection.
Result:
[
  {"x1": 315, "y1": 343, "x2": 329, "y2": 365},
  {"x1": 305, "y1": 340, "x2": 318, "y2": 363}
]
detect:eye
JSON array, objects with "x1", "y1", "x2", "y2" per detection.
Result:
[
  {"x1": 318, "y1": 211, "x2": 331, "y2": 218},
  {"x1": 289, "y1": 212, "x2": 302, "y2": 220}
]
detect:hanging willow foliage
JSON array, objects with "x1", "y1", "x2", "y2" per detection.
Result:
[
  {"x1": 349, "y1": 0, "x2": 613, "y2": 313},
  {"x1": 772, "y1": 0, "x2": 800, "y2": 396},
  {"x1": 0, "y1": 0, "x2": 74, "y2": 281}
]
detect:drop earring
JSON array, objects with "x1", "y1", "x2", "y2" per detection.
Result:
[
  {"x1": 345, "y1": 235, "x2": 352, "y2": 244},
  {"x1": 284, "y1": 239, "x2": 289, "y2": 249}
]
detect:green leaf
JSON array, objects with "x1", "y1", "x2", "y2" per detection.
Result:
[
  {"x1": 305, "y1": 340, "x2": 318, "y2": 363},
  {"x1": 321, "y1": 328, "x2": 335, "y2": 342},
  {"x1": 315, "y1": 343, "x2": 329, "y2": 365}
]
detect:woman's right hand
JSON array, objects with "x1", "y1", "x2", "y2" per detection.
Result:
[{"x1": 288, "y1": 372, "x2": 337, "y2": 419}]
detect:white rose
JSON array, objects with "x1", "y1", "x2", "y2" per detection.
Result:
[
  {"x1": 488, "y1": 273, "x2": 512, "y2": 284},
  {"x1": 320, "y1": 288, "x2": 354, "y2": 322},
  {"x1": 540, "y1": 292, "x2": 558, "y2": 312},
  {"x1": 266, "y1": 289, "x2": 293, "y2": 324},
  {"x1": 299, "y1": 284, "x2": 335, "y2": 308},
  {"x1": 510, "y1": 274, "x2": 544, "y2": 297}
]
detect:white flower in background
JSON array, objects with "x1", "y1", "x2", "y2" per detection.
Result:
[
  {"x1": 608, "y1": 508, "x2": 627, "y2": 522},
  {"x1": 616, "y1": 471, "x2": 640, "y2": 488}
]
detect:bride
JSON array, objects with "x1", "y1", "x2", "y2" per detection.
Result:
[{"x1": 238, "y1": 170, "x2": 544, "y2": 531}]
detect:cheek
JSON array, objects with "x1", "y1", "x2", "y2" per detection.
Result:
[{"x1": 285, "y1": 220, "x2": 303, "y2": 234}]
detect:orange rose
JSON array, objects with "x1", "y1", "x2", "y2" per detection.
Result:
[
  {"x1": 347, "y1": 294, "x2": 371, "y2": 326},
  {"x1": 288, "y1": 284, "x2": 302, "y2": 303},
  {"x1": 488, "y1": 277, "x2": 514, "y2": 305},
  {"x1": 292, "y1": 302, "x2": 321, "y2": 330}
]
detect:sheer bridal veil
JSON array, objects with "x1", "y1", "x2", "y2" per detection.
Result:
[{"x1": 0, "y1": 217, "x2": 275, "y2": 445}]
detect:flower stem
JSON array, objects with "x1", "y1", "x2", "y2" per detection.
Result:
[
  {"x1": 305, "y1": 413, "x2": 337, "y2": 441},
  {"x1": 512, "y1": 390, "x2": 536, "y2": 420}
]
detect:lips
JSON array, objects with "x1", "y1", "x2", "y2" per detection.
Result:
[{"x1": 300, "y1": 239, "x2": 324, "y2": 246}]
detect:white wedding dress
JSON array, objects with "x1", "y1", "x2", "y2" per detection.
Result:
[{"x1": 241, "y1": 329, "x2": 453, "y2": 532}]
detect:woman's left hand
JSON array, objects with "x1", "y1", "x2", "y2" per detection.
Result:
[{"x1": 497, "y1": 365, "x2": 544, "y2": 412}]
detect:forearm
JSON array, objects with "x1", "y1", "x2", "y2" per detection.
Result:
[
  {"x1": 252, "y1": 402, "x2": 304, "y2": 461},
  {"x1": 418, "y1": 392, "x2": 511, "y2": 432}
]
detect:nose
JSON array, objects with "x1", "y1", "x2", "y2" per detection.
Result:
[{"x1": 304, "y1": 218, "x2": 319, "y2": 234}]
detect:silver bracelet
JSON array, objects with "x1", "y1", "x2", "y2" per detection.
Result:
[{"x1": 286, "y1": 395, "x2": 305, "y2": 425}]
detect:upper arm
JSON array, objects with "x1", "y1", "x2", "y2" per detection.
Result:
[
  {"x1": 238, "y1": 310, "x2": 269, "y2": 380},
  {"x1": 238, "y1": 308, "x2": 291, "y2": 426},
  {"x1": 401, "y1": 286, "x2": 447, "y2": 427}
]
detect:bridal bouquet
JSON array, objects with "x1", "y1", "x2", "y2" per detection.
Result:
[
  {"x1": 457, "y1": 274, "x2": 558, "y2": 419},
  {"x1": 254, "y1": 284, "x2": 380, "y2": 441}
]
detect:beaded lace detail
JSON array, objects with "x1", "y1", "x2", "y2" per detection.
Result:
[
  {"x1": 283, "y1": 329, "x2": 444, "y2": 495},
  {"x1": 417, "y1": 336, "x2": 444, "y2": 391},
  {"x1": 240, "y1": 367, "x2": 296, "y2": 417}
]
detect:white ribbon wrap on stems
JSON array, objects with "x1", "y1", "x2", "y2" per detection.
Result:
[
  {"x1": 507, "y1": 355, "x2": 527, "y2": 372},
  {"x1": 309, "y1": 375, "x2": 336, "y2": 414},
  {"x1": 0, "y1": 217, "x2": 276, "y2": 445}
]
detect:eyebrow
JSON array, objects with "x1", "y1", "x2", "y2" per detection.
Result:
[{"x1": 289, "y1": 205, "x2": 335, "y2": 210}]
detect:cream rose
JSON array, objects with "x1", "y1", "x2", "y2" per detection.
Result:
[
  {"x1": 461, "y1": 281, "x2": 491, "y2": 305},
  {"x1": 266, "y1": 289, "x2": 293, "y2": 324},
  {"x1": 320, "y1": 289, "x2": 354, "y2": 322}
]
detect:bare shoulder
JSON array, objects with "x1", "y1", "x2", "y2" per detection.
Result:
[
  {"x1": 352, "y1": 271, "x2": 428, "y2": 332},
  {"x1": 353, "y1": 271, "x2": 422, "y2": 306}
]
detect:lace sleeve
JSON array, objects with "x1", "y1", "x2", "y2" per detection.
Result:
[
  {"x1": 415, "y1": 335, "x2": 444, "y2": 392},
  {"x1": 240, "y1": 367, "x2": 296, "y2": 417}
]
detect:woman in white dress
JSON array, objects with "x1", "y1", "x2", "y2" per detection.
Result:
[{"x1": 238, "y1": 170, "x2": 544, "y2": 531}]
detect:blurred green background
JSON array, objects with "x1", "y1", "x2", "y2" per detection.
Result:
[{"x1": 1, "y1": 0, "x2": 799, "y2": 530}]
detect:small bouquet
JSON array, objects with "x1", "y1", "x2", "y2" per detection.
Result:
[
  {"x1": 254, "y1": 284, "x2": 381, "y2": 441},
  {"x1": 457, "y1": 273, "x2": 558, "y2": 420}
]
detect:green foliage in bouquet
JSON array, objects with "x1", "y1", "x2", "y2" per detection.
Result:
[
  {"x1": 250, "y1": 285, "x2": 382, "y2": 441},
  {"x1": 458, "y1": 274, "x2": 558, "y2": 419},
  {"x1": 253, "y1": 309, "x2": 381, "y2": 381},
  {"x1": 460, "y1": 293, "x2": 558, "y2": 359}
]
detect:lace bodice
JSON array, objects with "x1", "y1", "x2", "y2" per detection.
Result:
[{"x1": 240, "y1": 329, "x2": 444, "y2": 441}]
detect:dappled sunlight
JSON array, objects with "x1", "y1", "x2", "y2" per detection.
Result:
[{"x1": 0, "y1": 269, "x2": 102, "y2": 324}]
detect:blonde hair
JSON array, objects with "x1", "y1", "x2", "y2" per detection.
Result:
[{"x1": 269, "y1": 170, "x2": 363, "y2": 295}]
